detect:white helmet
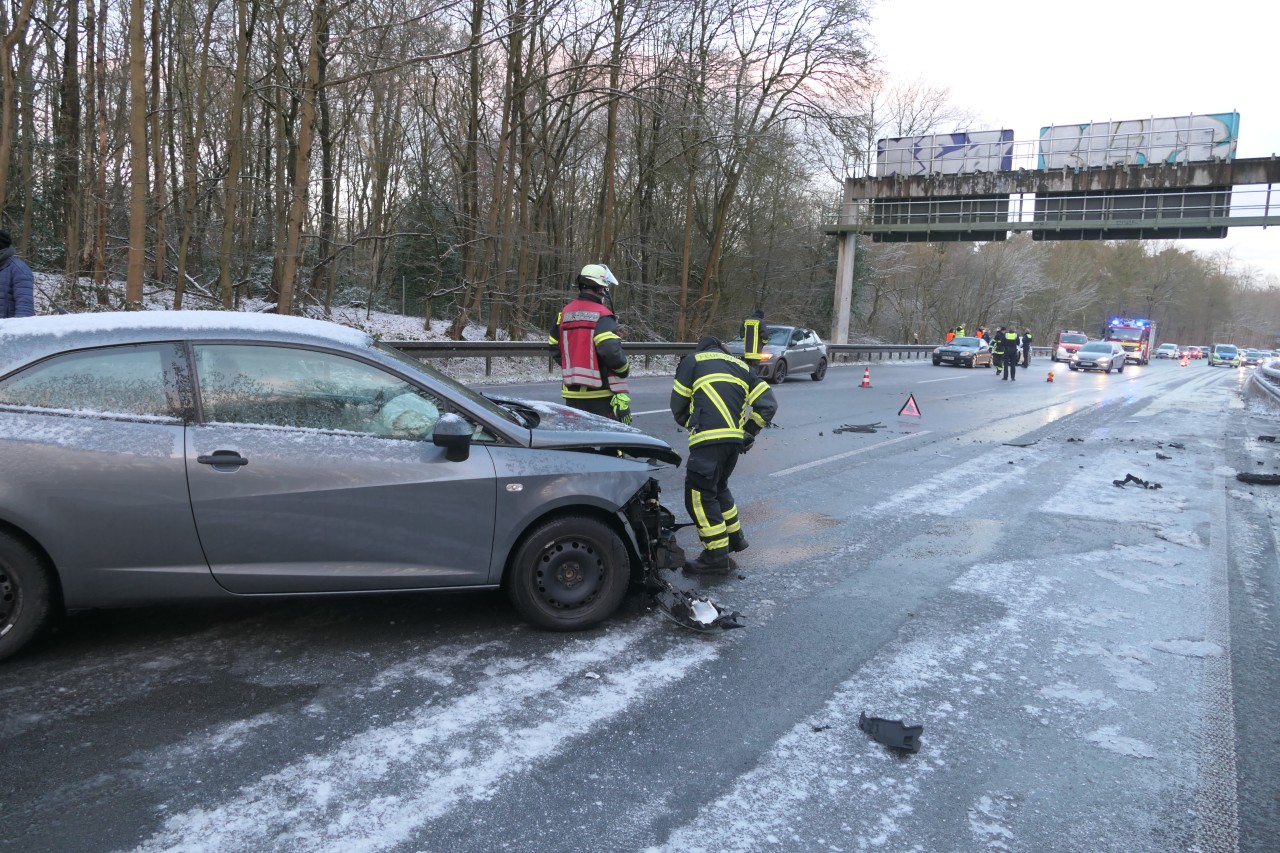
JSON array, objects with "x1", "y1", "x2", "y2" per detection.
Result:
[{"x1": 578, "y1": 263, "x2": 619, "y2": 292}]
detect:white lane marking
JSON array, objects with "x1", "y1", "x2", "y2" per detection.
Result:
[
  {"x1": 918, "y1": 375, "x2": 970, "y2": 383},
  {"x1": 769, "y1": 431, "x2": 931, "y2": 477},
  {"x1": 633, "y1": 408, "x2": 667, "y2": 416}
]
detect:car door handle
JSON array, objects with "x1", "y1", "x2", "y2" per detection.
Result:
[{"x1": 197, "y1": 451, "x2": 249, "y2": 467}]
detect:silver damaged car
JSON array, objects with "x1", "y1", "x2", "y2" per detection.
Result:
[{"x1": 0, "y1": 312, "x2": 683, "y2": 660}]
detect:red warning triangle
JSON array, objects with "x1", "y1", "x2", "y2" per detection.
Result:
[{"x1": 898, "y1": 394, "x2": 921, "y2": 417}]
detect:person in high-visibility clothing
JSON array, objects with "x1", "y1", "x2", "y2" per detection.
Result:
[
  {"x1": 670, "y1": 337, "x2": 778, "y2": 574},
  {"x1": 548, "y1": 264, "x2": 631, "y2": 422},
  {"x1": 1001, "y1": 327, "x2": 1020, "y2": 380},
  {"x1": 741, "y1": 309, "x2": 765, "y2": 371}
]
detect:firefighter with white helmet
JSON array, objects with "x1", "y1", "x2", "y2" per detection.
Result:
[{"x1": 548, "y1": 264, "x2": 632, "y2": 422}]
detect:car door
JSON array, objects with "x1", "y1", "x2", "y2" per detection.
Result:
[
  {"x1": 790, "y1": 329, "x2": 816, "y2": 372},
  {"x1": 185, "y1": 343, "x2": 498, "y2": 594},
  {"x1": 0, "y1": 342, "x2": 211, "y2": 603}
]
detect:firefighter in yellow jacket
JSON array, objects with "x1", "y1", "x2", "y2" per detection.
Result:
[
  {"x1": 670, "y1": 336, "x2": 778, "y2": 574},
  {"x1": 741, "y1": 309, "x2": 765, "y2": 371},
  {"x1": 548, "y1": 264, "x2": 631, "y2": 422}
]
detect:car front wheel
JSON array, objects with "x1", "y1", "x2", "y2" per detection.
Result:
[
  {"x1": 932, "y1": 357, "x2": 941, "y2": 366},
  {"x1": 811, "y1": 358, "x2": 827, "y2": 381},
  {"x1": 771, "y1": 360, "x2": 788, "y2": 383},
  {"x1": 0, "y1": 531, "x2": 55, "y2": 662},
  {"x1": 507, "y1": 515, "x2": 630, "y2": 631}
]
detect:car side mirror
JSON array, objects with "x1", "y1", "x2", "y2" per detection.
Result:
[{"x1": 432, "y1": 412, "x2": 473, "y2": 462}]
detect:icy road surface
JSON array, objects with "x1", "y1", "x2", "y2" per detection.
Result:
[{"x1": 2, "y1": 359, "x2": 1277, "y2": 852}]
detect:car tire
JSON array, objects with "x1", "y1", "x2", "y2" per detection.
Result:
[
  {"x1": 1069, "y1": 364, "x2": 1078, "y2": 371},
  {"x1": 771, "y1": 360, "x2": 788, "y2": 384},
  {"x1": 811, "y1": 358, "x2": 827, "y2": 381},
  {"x1": 932, "y1": 358, "x2": 941, "y2": 366},
  {"x1": 0, "y1": 531, "x2": 55, "y2": 662},
  {"x1": 1118, "y1": 362, "x2": 1125, "y2": 373},
  {"x1": 506, "y1": 515, "x2": 630, "y2": 631}
]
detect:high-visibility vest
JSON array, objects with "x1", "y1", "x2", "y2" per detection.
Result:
[
  {"x1": 550, "y1": 298, "x2": 629, "y2": 396},
  {"x1": 742, "y1": 317, "x2": 764, "y2": 362}
]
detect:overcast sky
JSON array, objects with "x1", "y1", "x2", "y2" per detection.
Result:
[{"x1": 866, "y1": 0, "x2": 1280, "y2": 284}]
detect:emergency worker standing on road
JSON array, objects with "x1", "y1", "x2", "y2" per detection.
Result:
[
  {"x1": 742, "y1": 309, "x2": 765, "y2": 370},
  {"x1": 1021, "y1": 329, "x2": 1033, "y2": 367},
  {"x1": 670, "y1": 336, "x2": 777, "y2": 575},
  {"x1": 1002, "y1": 327, "x2": 1020, "y2": 380},
  {"x1": 991, "y1": 326, "x2": 1005, "y2": 375},
  {"x1": 548, "y1": 264, "x2": 631, "y2": 423}
]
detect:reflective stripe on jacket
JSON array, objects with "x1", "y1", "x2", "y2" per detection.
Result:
[
  {"x1": 670, "y1": 344, "x2": 777, "y2": 448},
  {"x1": 742, "y1": 318, "x2": 764, "y2": 362}
]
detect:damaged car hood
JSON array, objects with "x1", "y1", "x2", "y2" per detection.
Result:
[{"x1": 484, "y1": 394, "x2": 682, "y2": 466}]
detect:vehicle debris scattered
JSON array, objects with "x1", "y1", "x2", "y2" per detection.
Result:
[
  {"x1": 858, "y1": 712, "x2": 924, "y2": 754},
  {"x1": 650, "y1": 580, "x2": 745, "y2": 632},
  {"x1": 1259, "y1": 435, "x2": 1276, "y2": 443},
  {"x1": 1156, "y1": 452, "x2": 1172, "y2": 460},
  {"x1": 1113, "y1": 473, "x2": 1163, "y2": 489},
  {"x1": 628, "y1": 483, "x2": 745, "y2": 634},
  {"x1": 834, "y1": 421, "x2": 884, "y2": 434},
  {"x1": 1236, "y1": 472, "x2": 1280, "y2": 485}
]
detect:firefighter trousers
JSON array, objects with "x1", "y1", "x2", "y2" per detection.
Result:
[
  {"x1": 684, "y1": 443, "x2": 742, "y2": 555},
  {"x1": 564, "y1": 394, "x2": 616, "y2": 420}
]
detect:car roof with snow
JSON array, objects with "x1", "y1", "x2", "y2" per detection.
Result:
[{"x1": 0, "y1": 311, "x2": 374, "y2": 375}]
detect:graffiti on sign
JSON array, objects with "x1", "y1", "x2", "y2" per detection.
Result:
[{"x1": 1037, "y1": 112, "x2": 1239, "y2": 170}]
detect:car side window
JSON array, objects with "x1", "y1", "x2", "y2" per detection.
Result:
[
  {"x1": 0, "y1": 344, "x2": 180, "y2": 419},
  {"x1": 193, "y1": 344, "x2": 453, "y2": 440}
]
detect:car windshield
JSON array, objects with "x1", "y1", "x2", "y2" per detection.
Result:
[
  {"x1": 1158, "y1": 344, "x2": 1177, "y2": 350},
  {"x1": 1080, "y1": 342, "x2": 1111, "y2": 353},
  {"x1": 375, "y1": 342, "x2": 522, "y2": 426},
  {"x1": 1059, "y1": 333, "x2": 1087, "y2": 345},
  {"x1": 1107, "y1": 328, "x2": 1145, "y2": 342},
  {"x1": 766, "y1": 327, "x2": 793, "y2": 346},
  {"x1": 1216, "y1": 346, "x2": 1238, "y2": 356},
  {"x1": 951, "y1": 337, "x2": 980, "y2": 347}
]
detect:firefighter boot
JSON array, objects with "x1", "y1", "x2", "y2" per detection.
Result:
[
  {"x1": 728, "y1": 531, "x2": 749, "y2": 553},
  {"x1": 684, "y1": 548, "x2": 732, "y2": 575}
]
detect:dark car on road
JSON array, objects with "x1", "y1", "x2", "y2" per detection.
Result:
[
  {"x1": 932, "y1": 336, "x2": 993, "y2": 369},
  {"x1": 726, "y1": 324, "x2": 827, "y2": 383},
  {"x1": 1069, "y1": 341, "x2": 1127, "y2": 373},
  {"x1": 0, "y1": 312, "x2": 685, "y2": 661}
]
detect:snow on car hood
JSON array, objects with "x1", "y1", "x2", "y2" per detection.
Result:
[{"x1": 484, "y1": 394, "x2": 681, "y2": 466}]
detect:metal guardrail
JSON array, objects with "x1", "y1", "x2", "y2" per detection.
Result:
[
  {"x1": 385, "y1": 340, "x2": 943, "y2": 376},
  {"x1": 1248, "y1": 360, "x2": 1280, "y2": 405}
]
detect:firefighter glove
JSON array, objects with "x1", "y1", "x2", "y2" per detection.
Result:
[{"x1": 611, "y1": 392, "x2": 633, "y2": 425}]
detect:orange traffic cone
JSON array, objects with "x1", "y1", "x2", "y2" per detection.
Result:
[
  {"x1": 859, "y1": 366, "x2": 872, "y2": 388},
  {"x1": 1180, "y1": 354, "x2": 1189, "y2": 367},
  {"x1": 1046, "y1": 370, "x2": 1054, "y2": 383}
]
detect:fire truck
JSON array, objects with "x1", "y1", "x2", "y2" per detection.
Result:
[{"x1": 1103, "y1": 318, "x2": 1157, "y2": 365}]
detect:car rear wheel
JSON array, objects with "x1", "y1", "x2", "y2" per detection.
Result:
[
  {"x1": 507, "y1": 515, "x2": 630, "y2": 631},
  {"x1": 0, "y1": 531, "x2": 55, "y2": 662},
  {"x1": 811, "y1": 358, "x2": 827, "y2": 381},
  {"x1": 771, "y1": 360, "x2": 788, "y2": 384},
  {"x1": 1118, "y1": 362, "x2": 1125, "y2": 373}
]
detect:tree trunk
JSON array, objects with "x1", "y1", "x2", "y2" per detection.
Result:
[
  {"x1": 149, "y1": 0, "x2": 167, "y2": 292},
  {"x1": 218, "y1": 0, "x2": 254, "y2": 308},
  {"x1": 0, "y1": 0, "x2": 35, "y2": 215},
  {"x1": 58, "y1": 0, "x2": 81, "y2": 292},
  {"x1": 277, "y1": 0, "x2": 325, "y2": 316}
]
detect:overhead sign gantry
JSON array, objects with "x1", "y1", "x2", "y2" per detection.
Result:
[{"x1": 824, "y1": 112, "x2": 1280, "y2": 343}]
